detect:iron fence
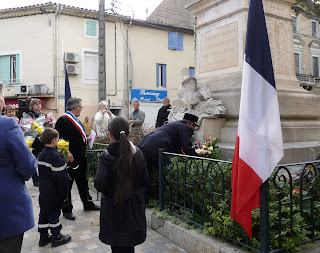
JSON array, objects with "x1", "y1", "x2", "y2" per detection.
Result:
[
  {"x1": 86, "y1": 143, "x2": 107, "y2": 199},
  {"x1": 159, "y1": 149, "x2": 320, "y2": 253}
]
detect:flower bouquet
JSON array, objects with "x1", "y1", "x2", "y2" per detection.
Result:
[
  {"x1": 58, "y1": 139, "x2": 69, "y2": 162},
  {"x1": 194, "y1": 135, "x2": 221, "y2": 159},
  {"x1": 20, "y1": 113, "x2": 46, "y2": 139},
  {"x1": 43, "y1": 113, "x2": 56, "y2": 128}
]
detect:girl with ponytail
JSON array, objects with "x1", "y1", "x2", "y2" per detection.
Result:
[{"x1": 94, "y1": 117, "x2": 148, "y2": 253}]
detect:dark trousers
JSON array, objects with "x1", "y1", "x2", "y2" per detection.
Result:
[
  {"x1": 0, "y1": 233, "x2": 23, "y2": 253},
  {"x1": 63, "y1": 161, "x2": 93, "y2": 213},
  {"x1": 38, "y1": 210, "x2": 62, "y2": 236},
  {"x1": 139, "y1": 148, "x2": 157, "y2": 204},
  {"x1": 111, "y1": 246, "x2": 134, "y2": 253}
]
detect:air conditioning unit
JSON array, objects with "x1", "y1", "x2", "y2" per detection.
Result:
[
  {"x1": 66, "y1": 64, "x2": 80, "y2": 74},
  {"x1": 34, "y1": 84, "x2": 48, "y2": 95},
  {"x1": 14, "y1": 85, "x2": 31, "y2": 95},
  {"x1": 64, "y1": 52, "x2": 79, "y2": 63}
]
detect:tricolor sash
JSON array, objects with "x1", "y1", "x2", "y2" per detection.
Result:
[{"x1": 63, "y1": 112, "x2": 87, "y2": 143}]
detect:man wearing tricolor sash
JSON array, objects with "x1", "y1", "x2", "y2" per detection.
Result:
[{"x1": 55, "y1": 97, "x2": 100, "y2": 220}]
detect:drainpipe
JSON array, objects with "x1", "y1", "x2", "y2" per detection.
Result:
[{"x1": 55, "y1": 4, "x2": 62, "y2": 113}]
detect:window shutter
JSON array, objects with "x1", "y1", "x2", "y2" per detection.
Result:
[
  {"x1": 313, "y1": 56, "x2": 319, "y2": 77},
  {"x1": 162, "y1": 65, "x2": 166, "y2": 88},
  {"x1": 86, "y1": 20, "x2": 97, "y2": 37},
  {"x1": 156, "y1": 64, "x2": 159, "y2": 87},
  {"x1": 292, "y1": 18, "x2": 297, "y2": 33},
  {"x1": 177, "y1": 34, "x2": 183, "y2": 51},
  {"x1": 168, "y1": 32, "x2": 178, "y2": 50},
  {"x1": 0, "y1": 56, "x2": 10, "y2": 84},
  {"x1": 84, "y1": 52, "x2": 98, "y2": 81},
  {"x1": 16, "y1": 54, "x2": 20, "y2": 83},
  {"x1": 294, "y1": 53, "x2": 300, "y2": 74},
  {"x1": 312, "y1": 21, "x2": 318, "y2": 37},
  {"x1": 189, "y1": 67, "x2": 195, "y2": 77}
]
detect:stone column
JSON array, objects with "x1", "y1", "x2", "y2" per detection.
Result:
[{"x1": 186, "y1": 0, "x2": 320, "y2": 162}]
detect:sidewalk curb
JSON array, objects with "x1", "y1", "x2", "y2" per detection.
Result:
[{"x1": 146, "y1": 208, "x2": 246, "y2": 253}]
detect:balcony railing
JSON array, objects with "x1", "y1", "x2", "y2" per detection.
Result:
[{"x1": 296, "y1": 74, "x2": 320, "y2": 86}]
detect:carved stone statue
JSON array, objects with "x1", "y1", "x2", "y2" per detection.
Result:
[{"x1": 168, "y1": 71, "x2": 226, "y2": 123}]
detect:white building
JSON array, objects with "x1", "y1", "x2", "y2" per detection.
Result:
[{"x1": 0, "y1": 2, "x2": 195, "y2": 126}]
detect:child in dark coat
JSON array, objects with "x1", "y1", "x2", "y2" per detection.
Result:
[
  {"x1": 37, "y1": 128, "x2": 71, "y2": 247},
  {"x1": 94, "y1": 117, "x2": 148, "y2": 253}
]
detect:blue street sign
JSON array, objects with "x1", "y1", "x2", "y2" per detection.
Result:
[{"x1": 131, "y1": 89, "x2": 167, "y2": 102}]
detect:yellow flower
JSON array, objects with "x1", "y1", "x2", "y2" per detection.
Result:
[
  {"x1": 29, "y1": 148, "x2": 33, "y2": 152},
  {"x1": 25, "y1": 139, "x2": 34, "y2": 148},
  {"x1": 58, "y1": 140, "x2": 69, "y2": 152},
  {"x1": 208, "y1": 146, "x2": 213, "y2": 151},
  {"x1": 36, "y1": 127, "x2": 43, "y2": 134},
  {"x1": 32, "y1": 122, "x2": 40, "y2": 129}
]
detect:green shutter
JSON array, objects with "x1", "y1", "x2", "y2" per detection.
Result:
[
  {"x1": 0, "y1": 56, "x2": 10, "y2": 84},
  {"x1": 16, "y1": 54, "x2": 20, "y2": 83},
  {"x1": 86, "y1": 20, "x2": 97, "y2": 37}
]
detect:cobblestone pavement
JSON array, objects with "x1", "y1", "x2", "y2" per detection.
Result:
[{"x1": 21, "y1": 180, "x2": 187, "y2": 253}]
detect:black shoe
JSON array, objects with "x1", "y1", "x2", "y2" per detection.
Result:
[
  {"x1": 63, "y1": 212, "x2": 75, "y2": 220},
  {"x1": 84, "y1": 204, "x2": 100, "y2": 211},
  {"x1": 51, "y1": 233, "x2": 71, "y2": 247},
  {"x1": 39, "y1": 235, "x2": 52, "y2": 247}
]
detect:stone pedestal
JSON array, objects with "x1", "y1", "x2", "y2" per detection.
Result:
[
  {"x1": 194, "y1": 117, "x2": 226, "y2": 141},
  {"x1": 186, "y1": 0, "x2": 320, "y2": 163}
]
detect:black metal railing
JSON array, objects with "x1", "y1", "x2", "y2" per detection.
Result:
[
  {"x1": 158, "y1": 149, "x2": 320, "y2": 253},
  {"x1": 86, "y1": 143, "x2": 107, "y2": 199}
]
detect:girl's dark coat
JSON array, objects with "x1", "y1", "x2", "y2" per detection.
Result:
[{"x1": 94, "y1": 142, "x2": 148, "y2": 247}]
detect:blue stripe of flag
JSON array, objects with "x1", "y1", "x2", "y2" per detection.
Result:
[
  {"x1": 65, "y1": 63, "x2": 71, "y2": 112},
  {"x1": 245, "y1": 0, "x2": 275, "y2": 88}
]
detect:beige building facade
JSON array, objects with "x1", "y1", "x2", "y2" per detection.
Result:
[
  {"x1": 0, "y1": 3, "x2": 194, "y2": 126},
  {"x1": 292, "y1": 11, "x2": 320, "y2": 91}
]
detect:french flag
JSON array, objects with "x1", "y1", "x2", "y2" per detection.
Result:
[{"x1": 230, "y1": 0, "x2": 284, "y2": 238}]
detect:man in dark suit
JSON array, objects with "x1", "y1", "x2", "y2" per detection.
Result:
[
  {"x1": 55, "y1": 97, "x2": 100, "y2": 220},
  {"x1": 155, "y1": 97, "x2": 171, "y2": 128},
  {"x1": 138, "y1": 113, "x2": 199, "y2": 202},
  {"x1": 139, "y1": 113, "x2": 198, "y2": 172}
]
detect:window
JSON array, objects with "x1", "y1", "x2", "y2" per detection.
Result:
[
  {"x1": 294, "y1": 53, "x2": 300, "y2": 74},
  {"x1": 311, "y1": 20, "x2": 318, "y2": 37},
  {"x1": 312, "y1": 56, "x2": 319, "y2": 77},
  {"x1": 168, "y1": 32, "x2": 183, "y2": 51},
  {"x1": 85, "y1": 20, "x2": 98, "y2": 38},
  {"x1": 0, "y1": 53, "x2": 21, "y2": 84},
  {"x1": 292, "y1": 16, "x2": 297, "y2": 33},
  {"x1": 189, "y1": 67, "x2": 195, "y2": 77},
  {"x1": 156, "y1": 64, "x2": 166, "y2": 88},
  {"x1": 82, "y1": 50, "x2": 98, "y2": 84}
]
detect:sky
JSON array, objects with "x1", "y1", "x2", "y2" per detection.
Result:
[{"x1": 0, "y1": 0, "x2": 162, "y2": 20}]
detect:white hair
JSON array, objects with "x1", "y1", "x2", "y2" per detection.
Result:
[{"x1": 98, "y1": 100, "x2": 108, "y2": 108}]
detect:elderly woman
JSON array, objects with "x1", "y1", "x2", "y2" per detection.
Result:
[
  {"x1": 28, "y1": 98, "x2": 45, "y2": 119},
  {"x1": 27, "y1": 98, "x2": 46, "y2": 186},
  {"x1": 92, "y1": 101, "x2": 115, "y2": 143}
]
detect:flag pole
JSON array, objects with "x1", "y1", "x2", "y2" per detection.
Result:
[{"x1": 260, "y1": 180, "x2": 270, "y2": 253}]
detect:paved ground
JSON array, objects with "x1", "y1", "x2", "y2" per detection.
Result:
[{"x1": 21, "y1": 180, "x2": 187, "y2": 253}]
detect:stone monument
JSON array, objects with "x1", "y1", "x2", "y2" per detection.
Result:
[
  {"x1": 185, "y1": 0, "x2": 320, "y2": 163},
  {"x1": 169, "y1": 68, "x2": 226, "y2": 120}
]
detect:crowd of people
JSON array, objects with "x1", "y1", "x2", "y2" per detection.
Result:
[{"x1": 0, "y1": 82, "x2": 200, "y2": 253}]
